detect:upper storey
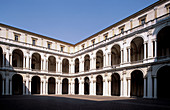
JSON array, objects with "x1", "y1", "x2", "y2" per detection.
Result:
[{"x1": 0, "y1": 0, "x2": 170, "y2": 55}]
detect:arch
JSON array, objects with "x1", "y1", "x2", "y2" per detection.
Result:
[
  {"x1": 75, "y1": 78, "x2": 79, "y2": 94},
  {"x1": 62, "y1": 78, "x2": 68, "y2": 94},
  {"x1": 0, "y1": 47, "x2": 3, "y2": 67},
  {"x1": 84, "y1": 54, "x2": 90, "y2": 71},
  {"x1": 75, "y1": 58, "x2": 79, "y2": 73},
  {"x1": 31, "y1": 76, "x2": 40, "y2": 94},
  {"x1": 96, "y1": 75, "x2": 103, "y2": 95},
  {"x1": 130, "y1": 37, "x2": 144, "y2": 62},
  {"x1": 12, "y1": 74, "x2": 23, "y2": 95},
  {"x1": 31, "y1": 53, "x2": 41, "y2": 70},
  {"x1": 48, "y1": 56, "x2": 56, "y2": 72},
  {"x1": 48, "y1": 77, "x2": 55, "y2": 94},
  {"x1": 111, "y1": 44, "x2": 121, "y2": 65},
  {"x1": 62, "y1": 59, "x2": 69, "y2": 73},
  {"x1": 131, "y1": 70, "x2": 144, "y2": 97},
  {"x1": 96, "y1": 50, "x2": 103, "y2": 69},
  {"x1": 111, "y1": 73, "x2": 120, "y2": 96},
  {"x1": 0, "y1": 74, "x2": 2, "y2": 95},
  {"x1": 12, "y1": 49, "x2": 23, "y2": 68},
  {"x1": 157, "y1": 66, "x2": 170, "y2": 99},
  {"x1": 157, "y1": 26, "x2": 170, "y2": 58},
  {"x1": 84, "y1": 77, "x2": 90, "y2": 95}
]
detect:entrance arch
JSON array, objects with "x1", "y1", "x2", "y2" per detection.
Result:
[
  {"x1": 131, "y1": 70, "x2": 144, "y2": 97},
  {"x1": 157, "y1": 66, "x2": 170, "y2": 99},
  {"x1": 12, "y1": 74, "x2": 23, "y2": 95},
  {"x1": 75, "y1": 78, "x2": 79, "y2": 94},
  {"x1": 96, "y1": 50, "x2": 103, "y2": 69},
  {"x1": 84, "y1": 77, "x2": 90, "y2": 95},
  {"x1": 31, "y1": 53, "x2": 41, "y2": 70},
  {"x1": 62, "y1": 78, "x2": 68, "y2": 94},
  {"x1": 111, "y1": 45, "x2": 121, "y2": 65},
  {"x1": 48, "y1": 77, "x2": 55, "y2": 94},
  {"x1": 75, "y1": 58, "x2": 79, "y2": 73},
  {"x1": 62, "y1": 59, "x2": 69, "y2": 74},
  {"x1": 31, "y1": 76, "x2": 40, "y2": 94},
  {"x1": 84, "y1": 55, "x2": 90, "y2": 71},
  {"x1": 96, "y1": 75, "x2": 103, "y2": 95},
  {"x1": 48, "y1": 56, "x2": 56, "y2": 72},
  {"x1": 0, "y1": 74, "x2": 2, "y2": 95},
  {"x1": 111, "y1": 73, "x2": 120, "y2": 96}
]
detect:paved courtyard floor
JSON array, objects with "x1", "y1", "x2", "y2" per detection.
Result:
[{"x1": 1, "y1": 95, "x2": 170, "y2": 110}]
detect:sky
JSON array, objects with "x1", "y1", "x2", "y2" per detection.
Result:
[{"x1": 0, "y1": 0, "x2": 158, "y2": 44}]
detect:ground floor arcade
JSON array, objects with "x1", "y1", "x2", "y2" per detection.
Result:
[{"x1": 0, "y1": 64, "x2": 169, "y2": 99}]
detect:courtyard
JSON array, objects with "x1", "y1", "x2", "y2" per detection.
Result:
[{"x1": 1, "y1": 95, "x2": 170, "y2": 110}]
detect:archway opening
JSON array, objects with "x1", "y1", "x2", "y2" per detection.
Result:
[
  {"x1": 31, "y1": 76, "x2": 40, "y2": 94},
  {"x1": 48, "y1": 56, "x2": 56, "y2": 72},
  {"x1": 62, "y1": 59, "x2": 69, "y2": 74},
  {"x1": 0, "y1": 47, "x2": 3, "y2": 67},
  {"x1": 157, "y1": 66, "x2": 170, "y2": 99},
  {"x1": 75, "y1": 58, "x2": 79, "y2": 73},
  {"x1": 84, "y1": 55, "x2": 90, "y2": 71},
  {"x1": 48, "y1": 77, "x2": 55, "y2": 94},
  {"x1": 12, "y1": 49, "x2": 23, "y2": 68},
  {"x1": 12, "y1": 74, "x2": 23, "y2": 95},
  {"x1": 62, "y1": 78, "x2": 68, "y2": 94},
  {"x1": 84, "y1": 77, "x2": 90, "y2": 95},
  {"x1": 31, "y1": 53, "x2": 41, "y2": 70},
  {"x1": 157, "y1": 26, "x2": 170, "y2": 58},
  {"x1": 130, "y1": 37, "x2": 144, "y2": 62},
  {"x1": 96, "y1": 50, "x2": 103, "y2": 69},
  {"x1": 111, "y1": 73, "x2": 120, "y2": 96},
  {"x1": 131, "y1": 70, "x2": 144, "y2": 97},
  {"x1": 0, "y1": 74, "x2": 2, "y2": 95},
  {"x1": 75, "y1": 78, "x2": 79, "y2": 94},
  {"x1": 96, "y1": 75, "x2": 103, "y2": 95},
  {"x1": 111, "y1": 45, "x2": 121, "y2": 65}
]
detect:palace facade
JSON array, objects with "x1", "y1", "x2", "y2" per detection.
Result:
[{"x1": 0, "y1": 0, "x2": 170, "y2": 99}]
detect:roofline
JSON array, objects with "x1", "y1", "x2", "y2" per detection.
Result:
[
  {"x1": 0, "y1": 23, "x2": 74, "y2": 46},
  {"x1": 75, "y1": 0, "x2": 167, "y2": 46},
  {"x1": 0, "y1": 0, "x2": 167, "y2": 47}
]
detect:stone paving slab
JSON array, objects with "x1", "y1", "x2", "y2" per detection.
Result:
[{"x1": 0, "y1": 95, "x2": 170, "y2": 110}]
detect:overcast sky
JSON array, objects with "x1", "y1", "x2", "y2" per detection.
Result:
[{"x1": 0, "y1": 0, "x2": 158, "y2": 44}]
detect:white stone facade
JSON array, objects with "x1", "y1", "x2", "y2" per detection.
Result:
[{"x1": 0, "y1": 0, "x2": 170, "y2": 98}]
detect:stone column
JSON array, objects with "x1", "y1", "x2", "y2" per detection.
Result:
[
  {"x1": 9, "y1": 79, "x2": 12, "y2": 95},
  {"x1": 90, "y1": 80, "x2": 93, "y2": 95},
  {"x1": 103, "y1": 79, "x2": 106, "y2": 96},
  {"x1": 153, "y1": 76, "x2": 157, "y2": 98},
  {"x1": 9, "y1": 53, "x2": 12, "y2": 66},
  {"x1": 29, "y1": 57, "x2": 31, "y2": 70},
  {"x1": 55, "y1": 81, "x2": 58, "y2": 95},
  {"x1": 40, "y1": 81, "x2": 43, "y2": 95},
  {"x1": 90, "y1": 58, "x2": 92, "y2": 70},
  {"x1": 108, "y1": 79, "x2": 111, "y2": 96},
  {"x1": 29, "y1": 80, "x2": 31, "y2": 95},
  {"x1": 127, "y1": 78, "x2": 131, "y2": 97},
  {"x1": 93, "y1": 57, "x2": 96, "y2": 70},
  {"x1": 72, "y1": 82, "x2": 75, "y2": 94},
  {"x1": 144, "y1": 42, "x2": 148, "y2": 60},
  {"x1": 23, "y1": 56, "x2": 26, "y2": 69},
  {"x1": 46, "y1": 81, "x2": 48, "y2": 95},
  {"x1": 121, "y1": 49, "x2": 123, "y2": 64},
  {"x1": 43, "y1": 80, "x2": 46, "y2": 95},
  {"x1": 127, "y1": 47, "x2": 131, "y2": 63},
  {"x1": 2, "y1": 53, "x2": 5, "y2": 67},
  {"x1": 26, "y1": 78, "x2": 29, "y2": 95},
  {"x1": 93, "y1": 80, "x2": 96, "y2": 95},
  {"x1": 108, "y1": 53, "x2": 111, "y2": 67},
  {"x1": 5, "y1": 76, "x2": 9, "y2": 95},
  {"x1": 103, "y1": 54, "x2": 106, "y2": 67},
  {"x1": 143, "y1": 78, "x2": 147, "y2": 98},
  {"x1": 154, "y1": 40, "x2": 157, "y2": 58},
  {"x1": 120, "y1": 78, "x2": 123, "y2": 97},
  {"x1": 23, "y1": 80, "x2": 26, "y2": 95},
  {"x1": 2, "y1": 79, "x2": 4, "y2": 95},
  {"x1": 79, "y1": 81, "x2": 82, "y2": 95},
  {"x1": 147, "y1": 73, "x2": 152, "y2": 98}
]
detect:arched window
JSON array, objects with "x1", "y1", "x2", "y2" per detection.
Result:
[
  {"x1": 48, "y1": 56, "x2": 56, "y2": 72},
  {"x1": 157, "y1": 26, "x2": 170, "y2": 58},
  {"x1": 96, "y1": 50, "x2": 103, "y2": 69},
  {"x1": 84, "y1": 55, "x2": 90, "y2": 71},
  {"x1": 130, "y1": 37, "x2": 144, "y2": 62},
  {"x1": 12, "y1": 49, "x2": 23, "y2": 68},
  {"x1": 75, "y1": 58, "x2": 79, "y2": 73},
  {"x1": 31, "y1": 53, "x2": 41, "y2": 70},
  {"x1": 62, "y1": 59, "x2": 69, "y2": 73},
  {"x1": 111, "y1": 45, "x2": 121, "y2": 65}
]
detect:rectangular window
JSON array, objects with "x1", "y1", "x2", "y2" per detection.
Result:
[
  {"x1": 119, "y1": 25, "x2": 125, "y2": 34},
  {"x1": 91, "y1": 39, "x2": 95, "y2": 45},
  {"x1": 48, "y1": 43, "x2": 51, "y2": 49},
  {"x1": 82, "y1": 44, "x2": 85, "y2": 49},
  {"x1": 32, "y1": 39, "x2": 36, "y2": 46},
  {"x1": 141, "y1": 18, "x2": 146, "y2": 25},
  {"x1": 104, "y1": 33, "x2": 108, "y2": 40},
  {"x1": 60, "y1": 46, "x2": 64, "y2": 52},
  {"x1": 14, "y1": 35, "x2": 19, "y2": 41}
]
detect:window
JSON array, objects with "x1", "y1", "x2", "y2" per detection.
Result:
[
  {"x1": 165, "y1": 3, "x2": 170, "y2": 14},
  {"x1": 119, "y1": 25, "x2": 125, "y2": 34},
  {"x1": 91, "y1": 39, "x2": 95, "y2": 45},
  {"x1": 82, "y1": 44, "x2": 85, "y2": 49},
  {"x1": 140, "y1": 18, "x2": 146, "y2": 25},
  {"x1": 14, "y1": 35, "x2": 19, "y2": 41},
  {"x1": 48, "y1": 43, "x2": 51, "y2": 49},
  {"x1": 60, "y1": 45, "x2": 64, "y2": 52},
  {"x1": 104, "y1": 33, "x2": 108, "y2": 40},
  {"x1": 32, "y1": 39, "x2": 36, "y2": 45},
  {"x1": 138, "y1": 15, "x2": 147, "y2": 25}
]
